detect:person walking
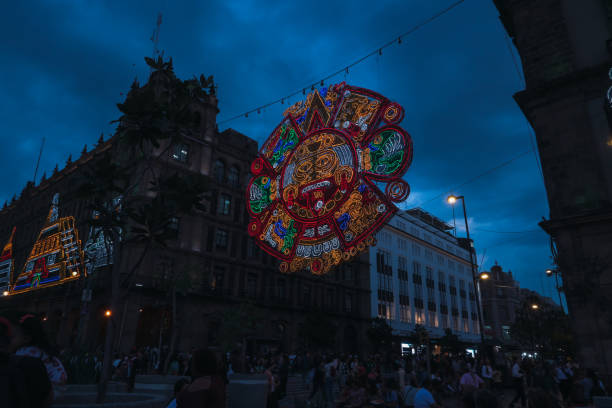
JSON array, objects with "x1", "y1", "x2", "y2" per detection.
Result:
[
  {"x1": 176, "y1": 349, "x2": 226, "y2": 408},
  {"x1": 508, "y1": 358, "x2": 526, "y2": 408},
  {"x1": 481, "y1": 360, "x2": 493, "y2": 389}
]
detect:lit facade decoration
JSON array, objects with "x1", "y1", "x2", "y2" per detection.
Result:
[
  {"x1": 11, "y1": 194, "x2": 85, "y2": 294},
  {"x1": 247, "y1": 83, "x2": 413, "y2": 274},
  {"x1": 0, "y1": 227, "x2": 16, "y2": 294},
  {"x1": 83, "y1": 224, "x2": 113, "y2": 272}
]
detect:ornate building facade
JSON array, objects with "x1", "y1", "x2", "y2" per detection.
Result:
[
  {"x1": 494, "y1": 0, "x2": 612, "y2": 382},
  {"x1": 0, "y1": 62, "x2": 372, "y2": 357}
]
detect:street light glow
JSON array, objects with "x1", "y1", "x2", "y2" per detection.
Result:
[
  {"x1": 104, "y1": 309, "x2": 112, "y2": 317},
  {"x1": 2, "y1": 291, "x2": 8, "y2": 296},
  {"x1": 479, "y1": 272, "x2": 490, "y2": 280},
  {"x1": 447, "y1": 195, "x2": 457, "y2": 205},
  {"x1": 72, "y1": 271, "x2": 78, "y2": 277},
  {"x1": 531, "y1": 304, "x2": 539, "y2": 310},
  {"x1": 545, "y1": 269, "x2": 553, "y2": 277}
]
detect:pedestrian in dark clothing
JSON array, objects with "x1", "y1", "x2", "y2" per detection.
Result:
[
  {"x1": 0, "y1": 315, "x2": 53, "y2": 408},
  {"x1": 279, "y1": 354, "x2": 289, "y2": 399}
]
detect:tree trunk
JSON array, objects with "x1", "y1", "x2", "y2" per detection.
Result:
[
  {"x1": 96, "y1": 230, "x2": 121, "y2": 403},
  {"x1": 163, "y1": 285, "x2": 178, "y2": 375}
]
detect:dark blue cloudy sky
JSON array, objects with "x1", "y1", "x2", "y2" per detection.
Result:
[{"x1": 0, "y1": 0, "x2": 561, "y2": 302}]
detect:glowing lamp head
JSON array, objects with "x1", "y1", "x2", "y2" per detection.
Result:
[
  {"x1": 479, "y1": 272, "x2": 490, "y2": 280},
  {"x1": 545, "y1": 269, "x2": 553, "y2": 277},
  {"x1": 104, "y1": 309, "x2": 112, "y2": 317},
  {"x1": 72, "y1": 271, "x2": 78, "y2": 277},
  {"x1": 2, "y1": 291, "x2": 8, "y2": 296},
  {"x1": 447, "y1": 195, "x2": 457, "y2": 205},
  {"x1": 531, "y1": 304, "x2": 539, "y2": 310}
]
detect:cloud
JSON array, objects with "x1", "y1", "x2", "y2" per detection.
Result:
[{"x1": 0, "y1": 0, "x2": 554, "y2": 298}]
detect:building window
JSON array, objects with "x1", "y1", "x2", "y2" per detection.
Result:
[
  {"x1": 326, "y1": 289, "x2": 335, "y2": 310},
  {"x1": 212, "y1": 267, "x2": 224, "y2": 292},
  {"x1": 415, "y1": 309, "x2": 425, "y2": 325},
  {"x1": 412, "y1": 242, "x2": 421, "y2": 256},
  {"x1": 171, "y1": 143, "x2": 189, "y2": 163},
  {"x1": 168, "y1": 217, "x2": 179, "y2": 237},
  {"x1": 428, "y1": 311, "x2": 438, "y2": 327},
  {"x1": 247, "y1": 273, "x2": 257, "y2": 298},
  {"x1": 228, "y1": 166, "x2": 240, "y2": 187},
  {"x1": 277, "y1": 279, "x2": 286, "y2": 299},
  {"x1": 398, "y1": 238, "x2": 407, "y2": 250},
  {"x1": 218, "y1": 194, "x2": 231, "y2": 216},
  {"x1": 213, "y1": 160, "x2": 225, "y2": 183},
  {"x1": 452, "y1": 316, "x2": 459, "y2": 331},
  {"x1": 215, "y1": 229, "x2": 228, "y2": 250},
  {"x1": 425, "y1": 249, "x2": 433, "y2": 261},
  {"x1": 302, "y1": 284, "x2": 311, "y2": 305},
  {"x1": 502, "y1": 325, "x2": 511, "y2": 340},
  {"x1": 378, "y1": 250, "x2": 394, "y2": 320},
  {"x1": 344, "y1": 293, "x2": 352, "y2": 313}
]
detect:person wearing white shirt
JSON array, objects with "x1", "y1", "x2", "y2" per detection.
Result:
[
  {"x1": 481, "y1": 360, "x2": 493, "y2": 389},
  {"x1": 508, "y1": 358, "x2": 525, "y2": 408}
]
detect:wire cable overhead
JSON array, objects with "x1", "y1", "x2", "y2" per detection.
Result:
[{"x1": 218, "y1": 0, "x2": 465, "y2": 125}]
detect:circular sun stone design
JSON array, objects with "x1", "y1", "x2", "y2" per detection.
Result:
[
  {"x1": 281, "y1": 129, "x2": 357, "y2": 221},
  {"x1": 246, "y1": 82, "x2": 413, "y2": 275}
]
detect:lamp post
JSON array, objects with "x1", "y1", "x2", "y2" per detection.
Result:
[
  {"x1": 545, "y1": 268, "x2": 565, "y2": 309},
  {"x1": 447, "y1": 195, "x2": 486, "y2": 351}
]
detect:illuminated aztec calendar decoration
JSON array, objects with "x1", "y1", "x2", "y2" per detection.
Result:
[{"x1": 246, "y1": 82, "x2": 413, "y2": 274}]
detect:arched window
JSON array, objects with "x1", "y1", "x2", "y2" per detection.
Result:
[
  {"x1": 228, "y1": 166, "x2": 240, "y2": 187},
  {"x1": 213, "y1": 160, "x2": 225, "y2": 183}
]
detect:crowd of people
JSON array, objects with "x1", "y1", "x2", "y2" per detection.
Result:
[
  {"x1": 256, "y1": 351, "x2": 608, "y2": 408},
  {"x1": 1, "y1": 309, "x2": 609, "y2": 408}
]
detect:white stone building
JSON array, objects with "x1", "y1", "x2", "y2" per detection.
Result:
[{"x1": 369, "y1": 208, "x2": 481, "y2": 345}]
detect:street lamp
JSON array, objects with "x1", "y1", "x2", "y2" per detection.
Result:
[
  {"x1": 478, "y1": 272, "x2": 490, "y2": 280},
  {"x1": 104, "y1": 309, "x2": 112, "y2": 318},
  {"x1": 447, "y1": 195, "x2": 486, "y2": 350},
  {"x1": 2, "y1": 291, "x2": 8, "y2": 296},
  {"x1": 545, "y1": 267, "x2": 565, "y2": 309}
]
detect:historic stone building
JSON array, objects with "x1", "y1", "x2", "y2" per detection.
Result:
[
  {"x1": 493, "y1": 0, "x2": 612, "y2": 382},
  {"x1": 479, "y1": 263, "x2": 520, "y2": 345},
  {"x1": 0, "y1": 61, "x2": 372, "y2": 358}
]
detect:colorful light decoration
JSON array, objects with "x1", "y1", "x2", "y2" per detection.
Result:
[
  {"x1": 0, "y1": 227, "x2": 16, "y2": 295},
  {"x1": 246, "y1": 83, "x2": 413, "y2": 274},
  {"x1": 11, "y1": 193, "x2": 85, "y2": 294}
]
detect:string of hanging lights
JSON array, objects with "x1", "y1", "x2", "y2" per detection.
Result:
[{"x1": 218, "y1": 0, "x2": 465, "y2": 125}]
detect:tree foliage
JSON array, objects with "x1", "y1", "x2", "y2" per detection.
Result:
[
  {"x1": 299, "y1": 311, "x2": 337, "y2": 350},
  {"x1": 439, "y1": 328, "x2": 463, "y2": 355},
  {"x1": 217, "y1": 303, "x2": 266, "y2": 353},
  {"x1": 366, "y1": 317, "x2": 394, "y2": 351},
  {"x1": 510, "y1": 297, "x2": 574, "y2": 357}
]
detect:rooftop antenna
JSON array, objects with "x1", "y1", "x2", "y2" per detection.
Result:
[
  {"x1": 33, "y1": 136, "x2": 45, "y2": 183},
  {"x1": 150, "y1": 13, "x2": 162, "y2": 62}
]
